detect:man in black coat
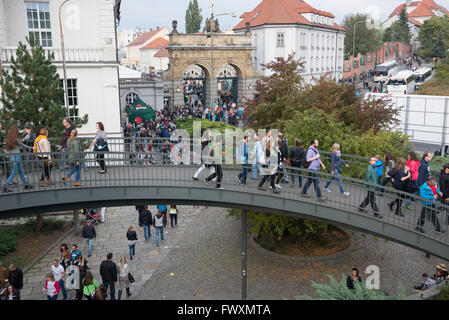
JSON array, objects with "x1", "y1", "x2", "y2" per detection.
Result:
[
  {"x1": 440, "y1": 164, "x2": 449, "y2": 206},
  {"x1": 138, "y1": 205, "x2": 153, "y2": 243},
  {"x1": 417, "y1": 152, "x2": 432, "y2": 187},
  {"x1": 8, "y1": 264, "x2": 23, "y2": 299},
  {"x1": 99, "y1": 253, "x2": 117, "y2": 300}
]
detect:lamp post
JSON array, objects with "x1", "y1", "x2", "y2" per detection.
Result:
[
  {"x1": 352, "y1": 19, "x2": 372, "y2": 59},
  {"x1": 59, "y1": 0, "x2": 70, "y2": 119}
]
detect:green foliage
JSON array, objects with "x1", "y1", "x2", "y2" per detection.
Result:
[
  {"x1": 0, "y1": 35, "x2": 87, "y2": 137},
  {"x1": 0, "y1": 228, "x2": 18, "y2": 258},
  {"x1": 416, "y1": 57, "x2": 449, "y2": 95},
  {"x1": 283, "y1": 108, "x2": 413, "y2": 179},
  {"x1": 174, "y1": 118, "x2": 237, "y2": 137},
  {"x1": 185, "y1": 0, "x2": 203, "y2": 34},
  {"x1": 384, "y1": 9, "x2": 412, "y2": 46},
  {"x1": 418, "y1": 17, "x2": 449, "y2": 59},
  {"x1": 343, "y1": 13, "x2": 382, "y2": 58},
  {"x1": 436, "y1": 286, "x2": 449, "y2": 300},
  {"x1": 298, "y1": 274, "x2": 407, "y2": 300},
  {"x1": 245, "y1": 53, "x2": 305, "y2": 130},
  {"x1": 228, "y1": 209, "x2": 328, "y2": 243},
  {"x1": 24, "y1": 217, "x2": 65, "y2": 234}
]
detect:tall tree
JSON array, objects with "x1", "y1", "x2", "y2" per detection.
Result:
[
  {"x1": 185, "y1": 0, "x2": 203, "y2": 34},
  {"x1": 418, "y1": 17, "x2": 449, "y2": 58},
  {"x1": 0, "y1": 35, "x2": 87, "y2": 137},
  {"x1": 390, "y1": 8, "x2": 412, "y2": 45},
  {"x1": 343, "y1": 13, "x2": 382, "y2": 58},
  {"x1": 431, "y1": 32, "x2": 448, "y2": 59}
]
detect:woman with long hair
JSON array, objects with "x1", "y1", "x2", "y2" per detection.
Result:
[
  {"x1": 388, "y1": 158, "x2": 410, "y2": 217},
  {"x1": 404, "y1": 151, "x2": 420, "y2": 210},
  {"x1": 89, "y1": 122, "x2": 108, "y2": 174},
  {"x1": 257, "y1": 131, "x2": 279, "y2": 194},
  {"x1": 0, "y1": 284, "x2": 20, "y2": 300},
  {"x1": 43, "y1": 273, "x2": 60, "y2": 300},
  {"x1": 323, "y1": 143, "x2": 350, "y2": 197},
  {"x1": 126, "y1": 225, "x2": 138, "y2": 260},
  {"x1": 62, "y1": 129, "x2": 83, "y2": 186},
  {"x1": 118, "y1": 256, "x2": 131, "y2": 300},
  {"x1": 34, "y1": 128, "x2": 52, "y2": 187},
  {"x1": 2, "y1": 126, "x2": 34, "y2": 192},
  {"x1": 382, "y1": 152, "x2": 396, "y2": 187},
  {"x1": 82, "y1": 271, "x2": 99, "y2": 300}
]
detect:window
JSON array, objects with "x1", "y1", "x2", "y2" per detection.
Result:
[
  {"x1": 59, "y1": 79, "x2": 79, "y2": 121},
  {"x1": 126, "y1": 92, "x2": 139, "y2": 105},
  {"x1": 276, "y1": 33, "x2": 285, "y2": 47},
  {"x1": 300, "y1": 33, "x2": 306, "y2": 48},
  {"x1": 26, "y1": 2, "x2": 52, "y2": 47}
]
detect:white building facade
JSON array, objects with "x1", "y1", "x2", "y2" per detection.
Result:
[
  {"x1": 0, "y1": 0, "x2": 122, "y2": 136},
  {"x1": 233, "y1": 0, "x2": 345, "y2": 83}
]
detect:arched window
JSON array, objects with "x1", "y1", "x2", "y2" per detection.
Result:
[{"x1": 126, "y1": 92, "x2": 139, "y2": 105}]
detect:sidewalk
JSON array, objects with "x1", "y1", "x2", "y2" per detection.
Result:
[{"x1": 20, "y1": 205, "x2": 201, "y2": 300}]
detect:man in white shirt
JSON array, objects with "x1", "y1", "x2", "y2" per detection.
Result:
[{"x1": 51, "y1": 259, "x2": 66, "y2": 300}]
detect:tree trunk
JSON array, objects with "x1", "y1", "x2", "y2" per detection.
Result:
[
  {"x1": 73, "y1": 210, "x2": 81, "y2": 236},
  {"x1": 35, "y1": 214, "x2": 42, "y2": 232}
]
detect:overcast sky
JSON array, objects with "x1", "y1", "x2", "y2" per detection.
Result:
[{"x1": 119, "y1": 0, "x2": 449, "y2": 32}]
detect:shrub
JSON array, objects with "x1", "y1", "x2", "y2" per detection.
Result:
[
  {"x1": 24, "y1": 218, "x2": 65, "y2": 234},
  {"x1": 0, "y1": 228, "x2": 18, "y2": 258}
]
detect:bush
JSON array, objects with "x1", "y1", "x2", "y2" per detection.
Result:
[
  {"x1": 0, "y1": 228, "x2": 18, "y2": 258},
  {"x1": 297, "y1": 274, "x2": 407, "y2": 300},
  {"x1": 436, "y1": 286, "x2": 449, "y2": 300},
  {"x1": 24, "y1": 218, "x2": 65, "y2": 234},
  {"x1": 174, "y1": 118, "x2": 238, "y2": 138}
]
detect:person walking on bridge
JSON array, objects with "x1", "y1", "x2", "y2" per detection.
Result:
[
  {"x1": 359, "y1": 157, "x2": 382, "y2": 219},
  {"x1": 323, "y1": 143, "x2": 350, "y2": 197},
  {"x1": 257, "y1": 131, "x2": 279, "y2": 194},
  {"x1": 300, "y1": 139, "x2": 327, "y2": 201}
]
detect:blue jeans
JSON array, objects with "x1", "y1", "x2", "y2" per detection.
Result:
[
  {"x1": 301, "y1": 171, "x2": 322, "y2": 198},
  {"x1": 282, "y1": 165, "x2": 289, "y2": 182},
  {"x1": 252, "y1": 162, "x2": 261, "y2": 179},
  {"x1": 5, "y1": 154, "x2": 27, "y2": 186},
  {"x1": 324, "y1": 171, "x2": 345, "y2": 194},
  {"x1": 66, "y1": 163, "x2": 81, "y2": 181},
  {"x1": 86, "y1": 238, "x2": 93, "y2": 256},
  {"x1": 129, "y1": 244, "x2": 135, "y2": 257},
  {"x1": 143, "y1": 224, "x2": 151, "y2": 241},
  {"x1": 59, "y1": 279, "x2": 67, "y2": 300},
  {"x1": 290, "y1": 164, "x2": 302, "y2": 187},
  {"x1": 59, "y1": 148, "x2": 67, "y2": 170},
  {"x1": 238, "y1": 163, "x2": 250, "y2": 184},
  {"x1": 155, "y1": 226, "x2": 164, "y2": 245},
  {"x1": 47, "y1": 294, "x2": 58, "y2": 300},
  {"x1": 103, "y1": 280, "x2": 115, "y2": 300}
]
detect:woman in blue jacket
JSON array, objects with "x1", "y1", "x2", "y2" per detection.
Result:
[
  {"x1": 416, "y1": 176, "x2": 443, "y2": 234},
  {"x1": 323, "y1": 143, "x2": 350, "y2": 197}
]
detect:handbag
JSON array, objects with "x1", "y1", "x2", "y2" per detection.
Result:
[{"x1": 128, "y1": 272, "x2": 135, "y2": 283}]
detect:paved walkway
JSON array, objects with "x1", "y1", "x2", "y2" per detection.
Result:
[
  {"x1": 20, "y1": 204, "x2": 449, "y2": 300},
  {"x1": 20, "y1": 205, "x2": 201, "y2": 300}
]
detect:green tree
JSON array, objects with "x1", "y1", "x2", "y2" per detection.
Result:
[
  {"x1": 298, "y1": 275, "x2": 407, "y2": 300},
  {"x1": 0, "y1": 35, "x2": 87, "y2": 137},
  {"x1": 185, "y1": 0, "x2": 203, "y2": 34},
  {"x1": 418, "y1": 17, "x2": 449, "y2": 58},
  {"x1": 382, "y1": 27, "x2": 393, "y2": 42},
  {"x1": 343, "y1": 13, "x2": 382, "y2": 58},
  {"x1": 388, "y1": 8, "x2": 412, "y2": 45},
  {"x1": 245, "y1": 53, "x2": 305, "y2": 130}
]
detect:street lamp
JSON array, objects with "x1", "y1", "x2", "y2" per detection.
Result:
[
  {"x1": 352, "y1": 19, "x2": 373, "y2": 59},
  {"x1": 59, "y1": 0, "x2": 71, "y2": 119}
]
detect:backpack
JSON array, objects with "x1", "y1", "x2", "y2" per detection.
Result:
[{"x1": 302, "y1": 148, "x2": 317, "y2": 169}]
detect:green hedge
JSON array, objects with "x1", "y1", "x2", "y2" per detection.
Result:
[{"x1": 0, "y1": 228, "x2": 18, "y2": 258}]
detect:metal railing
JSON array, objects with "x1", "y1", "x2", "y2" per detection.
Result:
[{"x1": 1, "y1": 147, "x2": 449, "y2": 248}]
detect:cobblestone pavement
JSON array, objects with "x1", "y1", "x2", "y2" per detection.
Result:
[
  {"x1": 20, "y1": 205, "x2": 201, "y2": 300},
  {"x1": 138, "y1": 206, "x2": 449, "y2": 300}
]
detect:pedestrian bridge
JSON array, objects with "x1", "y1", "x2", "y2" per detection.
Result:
[{"x1": 1, "y1": 161, "x2": 449, "y2": 261}]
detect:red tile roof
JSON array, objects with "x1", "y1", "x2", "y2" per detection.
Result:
[
  {"x1": 127, "y1": 29, "x2": 163, "y2": 47},
  {"x1": 389, "y1": 0, "x2": 448, "y2": 18},
  {"x1": 154, "y1": 48, "x2": 169, "y2": 58},
  {"x1": 140, "y1": 37, "x2": 168, "y2": 50},
  {"x1": 408, "y1": 17, "x2": 423, "y2": 26},
  {"x1": 233, "y1": 0, "x2": 343, "y2": 31}
]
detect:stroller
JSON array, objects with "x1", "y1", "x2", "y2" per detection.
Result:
[{"x1": 84, "y1": 208, "x2": 100, "y2": 225}]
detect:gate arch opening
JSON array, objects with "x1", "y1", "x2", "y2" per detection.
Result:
[{"x1": 183, "y1": 64, "x2": 209, "y2": 108}]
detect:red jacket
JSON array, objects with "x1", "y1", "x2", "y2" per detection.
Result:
[{"x1": 407, "y1": 159, "x2": 420, "y2": 181}]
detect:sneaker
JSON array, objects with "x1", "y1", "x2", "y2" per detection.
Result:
[
  {"x1": 62, "y1": 176, "x2": 68, "y2": 185},
  {"x1": 415, "y1": 226, "x2": 425, "y2": 234},
  {"x1": 324, "y1": 187, "x2": 331, "y2": 193},
  {"x1": 192, "y1": 176, "x2": 198, "y2": 181},
  {"x1": 358, "y1": 207, "x2": 366, "y2": 213},
  {"x1": 236, "y1": 176, "x2": 242, "y2": 184},
  {"x1": 275, "y1": 184, "x2": 282, "y2": 189},
  {"x1": 257, "y1": 186, "x2": 267, "y2": 191},
  {"x1": 300, "y1": 193, "x2": 311, "y2": 198},
  {"x1": 24, "y1": 184, "x2": 33, "y2": 190},
  {"x1": 74, "y1": 182, "x2": 83, "y2": 187},
  {"x1": 342, "y1": 192, "x2": 350, "y2": 197},
  {"x1": 217, "y1": 186, "x2": 224, "y2": 190},
  {"x1": 404, "y1": 205, "x2": 413, "y2": 210},
  {"x1": 272, "y1": 189, "x2": 280, "y2": 194},
  {"x1": 2, "y1": 187, "x2": 12, "y2": 193},
  {"x1": 374, "y1": 212, "x2": 383, "y2": 219},
  {"x1": 318, "y1": 196, "x2": 328, "y2": 202}
]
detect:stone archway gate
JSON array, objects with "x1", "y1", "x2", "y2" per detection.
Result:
[{"x1": 162, "y1": 23, "x2": 258, "y2": 108}]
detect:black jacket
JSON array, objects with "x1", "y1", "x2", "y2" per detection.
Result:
[
  {"x1": 280, "y1": 139, "x2": 288, "y2": 161},
  {"x1": 440, "y1": 170, "x2": 449, "y2": 199},
  {"x1": 127, "y1": 230, "x2": 138, "y2": 241},
  {"x1": 138, "y1": 209, "x2": 153, "y2": 226},
  {"x1": 8, "y1": 269, "x2": 23, "y2": 290},
  {"x1": 99, "y1": 260, "x2": 117, "y2": 282},
  {"x1": 346, "y1": 275, "x2": 362, "y2": 290},
  {"x1": 289, "y1": 147, "x2": 304, "y2": 166},
  {"x1": 417, "y1": 160, "x2": 430, "y2": 187},
  {"x1": 82, "y1": 225, "x2": 96, "y2": 239}
]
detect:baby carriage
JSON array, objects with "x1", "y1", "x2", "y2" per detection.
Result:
[{"x1": 84, "y1": 208, "x2": 100, "y2": 225}]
